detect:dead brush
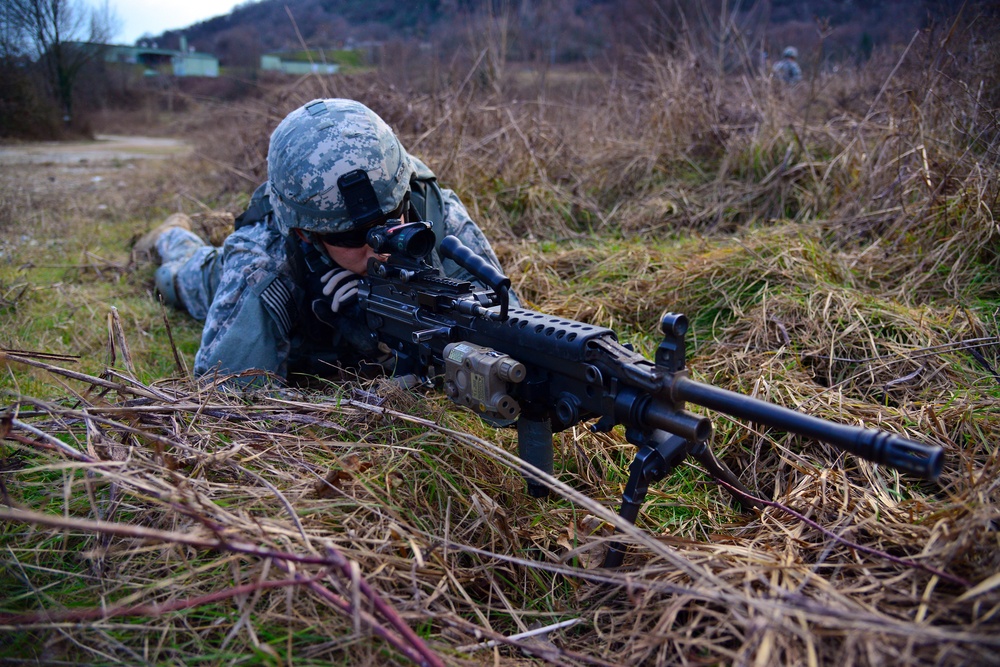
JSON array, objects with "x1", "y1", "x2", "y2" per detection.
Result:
[
  {"x1": 2, "y1": 340, "x2": 995, "y2": 665},
  {"x1": 1, "y1": 23, "x2": 1000, "y2": 667}
]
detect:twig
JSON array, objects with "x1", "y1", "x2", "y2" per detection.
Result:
[
  {"x1": 107, "y1": 307, "x2": 137, "y2": 378},
  {"x1": 864, "y1": 30, "x2": 920, "y2": 122},
  {"x1": 159, "y1": 295, "x2": 188, "y2": 376},
  {"x1": 457, "y1": 617, "x2": 582, "y2": 652},
  {"x1": 712, "y1": 479, "x2": 971, "y2": 588},
  {"x1": 0, "y1": 506, "x2": 340, "y2": 568},
  {"x1": 0, "y1": 576, "x2": 313, "y2": 625},
  {"x1": 444, "y1": 614, "x2": 629, "y2": 666},
  {"x1": 0, "y1": 348, "x2": 79, "y2": 363},
  {"x1": 9, "y1": 418, "x2": 93, "y2": 462},
  {"x1": 323, "y1": 546, "x2": 446, "y2": 667},
  {"x1": 1, "y1": 351, "x2": 162, "y2": 400},
  {"x1": 273, "y1": 559, "x2": 444, "y2": 667}
]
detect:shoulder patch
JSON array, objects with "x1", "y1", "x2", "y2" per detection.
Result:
[{"x1": 254, "y1": 272, "x2": 294, "y2": 337}]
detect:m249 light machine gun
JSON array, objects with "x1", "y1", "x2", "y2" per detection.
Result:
[{"x1": 358, "y1": 222, "x2": 944, "y2": 568}]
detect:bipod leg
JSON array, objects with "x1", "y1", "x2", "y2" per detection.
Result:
[
  {"x1": 686, "y1": 441, "x2": 762, "y2": 512},
  {"x1": 603, "y1": 429, "x2": 688, "y2": 569}
]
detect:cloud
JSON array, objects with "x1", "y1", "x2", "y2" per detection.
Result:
[{"x1": 111, "y1": 0, "x2": 241, "y2": 44}]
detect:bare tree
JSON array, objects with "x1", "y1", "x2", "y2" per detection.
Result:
[{"x1": 2, "y1": 0, "x2": 119, "y2": 125}]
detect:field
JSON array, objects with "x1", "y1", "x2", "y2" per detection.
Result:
[{"x1": 1, "y1": 38, "x2": 998, "y2": 666}]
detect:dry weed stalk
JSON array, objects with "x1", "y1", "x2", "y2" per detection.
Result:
[
  {"x1": 1, "y1": 22, "x2": 998, "y2": 666},
  {"x1": 2, "y1": 313, "x2": 998, "y2": 666}
]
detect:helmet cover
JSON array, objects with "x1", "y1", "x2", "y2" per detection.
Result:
[{"x1": 267, "y1": 99, "x2": 414, "y2": 235}]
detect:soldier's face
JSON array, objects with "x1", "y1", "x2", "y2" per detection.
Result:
[
  {"x1": 320, "y1": 211, "x2": 405, "y2": 274},
  {"x1": 321, "y1": 242, "x2": 387, "y2": 275}
]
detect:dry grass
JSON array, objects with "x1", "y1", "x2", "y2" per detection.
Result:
[{"x1": 1, "y1": 30, "x2": 999, "y2": 666}]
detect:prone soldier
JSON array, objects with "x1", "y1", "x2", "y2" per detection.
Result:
[{"x1": 137, "y1": 98, "x2": 515, "y2": 383}]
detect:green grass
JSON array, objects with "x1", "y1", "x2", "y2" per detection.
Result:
[{"x1": 1, "y1": 47, "x2": 999, "y2": 664}]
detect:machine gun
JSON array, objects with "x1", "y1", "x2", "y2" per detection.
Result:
[{"x1": 357, "y1": 222, "x2": 944, "y2": 568}]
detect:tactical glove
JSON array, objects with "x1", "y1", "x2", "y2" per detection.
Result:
[{"x1": 319, "y1": 268, "x2": 360, "y2": 314}]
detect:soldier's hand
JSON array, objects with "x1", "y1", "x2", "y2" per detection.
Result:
[{"x1": 319, "y1": 268, "x2": 360, "y2": 314}]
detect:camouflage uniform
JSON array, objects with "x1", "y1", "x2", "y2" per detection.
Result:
[
  {"x1": 772, "y1": 47, "x2": 802, "y2": 84},
  {"x1": 157, "y1": 100, "x2": 512, "y2": 382}
]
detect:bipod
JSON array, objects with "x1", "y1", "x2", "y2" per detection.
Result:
[{"x1": 602, "y1": 428, "x2": 762, "y2": 569}]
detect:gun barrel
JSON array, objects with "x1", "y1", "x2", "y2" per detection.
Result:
[{"x1": 673, "y1": 377, "x2": 943, "y2": 480}]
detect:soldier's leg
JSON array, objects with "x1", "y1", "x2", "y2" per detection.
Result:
[{"x1": 154, "y1": 228, "x2": 224, "y2": 322}]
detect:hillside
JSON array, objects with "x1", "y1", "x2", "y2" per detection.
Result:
[{"x1": 156, "y1": 0, "x2": 979, "y2": 69}]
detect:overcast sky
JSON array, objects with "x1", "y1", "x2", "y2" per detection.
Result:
[{"x1": 111, "y1": 0, "x2": 243, "y2": 45}]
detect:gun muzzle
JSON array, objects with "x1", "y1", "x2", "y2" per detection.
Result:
[{"x1": 674, "y1": 376, "x2": 943, "y2": 480}]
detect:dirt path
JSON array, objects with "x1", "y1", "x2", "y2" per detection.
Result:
[
  {"x1": 0, "y1": 135, "x2": 191, "y2": 166},
  {"x1": 0, "y1": 134, "x2": 200, "y2": 229}
]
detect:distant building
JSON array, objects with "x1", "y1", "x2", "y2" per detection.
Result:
[
  {"x1": 103, "y1": 36, "x2": 218, "y2": 77},
  {"x1": 261, "y1": 53, "x2": 340, "y2": 75}
]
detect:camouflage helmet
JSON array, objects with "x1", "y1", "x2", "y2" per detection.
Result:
[
  {"x1": 782, "y1": 46, "x2": 798, "y2": 59},
  {"x1": 267, "y1": 99, "x2": 414, "y2": 235}
]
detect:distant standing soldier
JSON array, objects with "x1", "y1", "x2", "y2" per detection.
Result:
[
  {"x1": 135, "y1": 98, "x2": 515, "y2": 384},
  {"x1": 772, "y1": 46, "x2": 802, "y2": 84}
]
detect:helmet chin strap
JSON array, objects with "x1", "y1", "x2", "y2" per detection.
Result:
[{"x1": 294, "y1": 229, "x2": 337, "y2": 272}]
